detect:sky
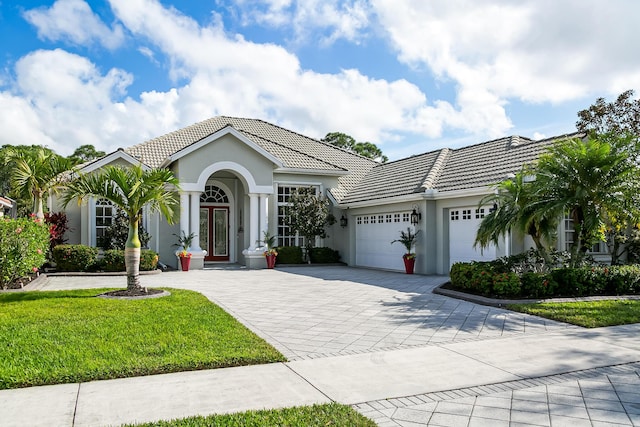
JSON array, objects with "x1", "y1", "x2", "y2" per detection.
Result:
[{"x1": 0, "y1": 1, "x2": 638, "y2": 161}]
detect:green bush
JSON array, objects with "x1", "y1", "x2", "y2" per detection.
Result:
[
  {"x1": 275, "y1": 246, "x2": 303, "y2": 264},
  {"x1": 309, "y1": 247, "x2": 341, "y2": 263},
  {"x1": 0, "y1": 217, "x2": 49, "y2": 288},
  {"x1": 100, "y1": 249, "x2": 159, "y2": 272},
  {"x1": 491, "y1": 272, "x2": 521, "y2": 297},
  {"x1": 606, "y1": 265, "x2": 640, "y2": 294},
  {"x1": 52, "y1": 245, "x2": 99, "y2": 272},
  {"x1": 520, "y1": 272, "x2": 555, "y2": 298},
  {"x1": 449, "y1": 262, "x2": 475, "y2": 288}
]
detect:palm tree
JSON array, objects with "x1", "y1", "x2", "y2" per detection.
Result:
[
  {"x1": 6, "y1": 146, "x2": 73, "y2": 219},
  {"x1": 532, "y1": 136, "x2": 640, "y2": 267},
  {"x1": 474, "y1": 168, "x2": 559, "y2": 264},
  {"x1": 63, "y1": 164, "x2": 180, "y2": 292}
]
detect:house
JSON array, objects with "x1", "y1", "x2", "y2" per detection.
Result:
[
  {"x1": 0, "y1": 196, "x2": 15, "y2": 218},
  {"x1": 54, "y1": 117, "x2": 588, "y2": 273}
]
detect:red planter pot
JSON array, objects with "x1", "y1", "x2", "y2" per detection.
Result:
[
  {"x1": 403, "y1": 256, "x2": 415, "y2": 274},
  {"x1": 180, "y1": 256, "x2": 191, "y2": 271},
  {"x1": 265, "y1": 254, "x2": 277, "y2": 269}
]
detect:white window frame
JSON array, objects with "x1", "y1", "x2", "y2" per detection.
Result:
[{"x1": 276, "y1": 183, "x2": 321, "y2": 247}]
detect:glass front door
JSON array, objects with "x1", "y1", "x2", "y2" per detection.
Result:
[{"x1": 200, "y1": 206, "x2": 230, "y2": 261}]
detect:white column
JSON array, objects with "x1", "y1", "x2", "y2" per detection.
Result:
[
  {"x1": 189, "y1": 191, "x2": 202, "y2": 251},
  {"x1": 179, "y1": 192, "x2": 189, "y2": 243},
  {"x1": 248, "y1": 193, "x2": 259, "y2": 250},
  {"x1": 259, "y1": 193, "x2": 268, "y2": 245}
]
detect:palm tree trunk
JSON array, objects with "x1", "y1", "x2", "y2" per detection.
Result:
[
  {"x1": 125, "y1": 218, "x2": 142, "y2": 291},
  {"x1": 34, "y1": 192, "x2": 44, "y2": 220}
]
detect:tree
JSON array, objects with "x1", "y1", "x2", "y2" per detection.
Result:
[
  {"x1": 475, "y1": 168, "x2": 559, "y2": 265},
  {"x1": 286, "y1": 187, "x2": 335, "y2": 263},
  {"x1": 322, "y1": 132, "x2": 388, "y2": 162},
  {"x1": 68, "y1": 144, "x2": 106, "y2": 165},
  {"x1": 533, "y1": 136, "x2": 640, "y2": 267},
  {"x1": 63, "y1": 164, "x2": 180, "y2": 293},
  {"x1": 576, "y1": 90, "x2": 640, "y2": 137},
  {"x1": 5, "y1": 146, "x2": 74, "y2": 219}
]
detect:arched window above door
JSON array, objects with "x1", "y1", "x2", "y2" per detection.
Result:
[{"x1": 200, "y1": 185, "x2": 229, "y2": 203}]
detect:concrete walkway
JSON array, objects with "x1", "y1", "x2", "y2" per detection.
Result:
[{"x1": 1, "y1": 266, "x2": 639, "y2": 426}]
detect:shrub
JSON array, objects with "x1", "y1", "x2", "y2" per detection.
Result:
[
  {"x1": 275, "y1": 246, "x2": 303, "y2": 264},
  {"x1": 43, "y1": 212, "x2": 68, "y2": 254},
  {"x1": 0, "y1": 217, "x2": 49, "y2": 288},
  {"x1": 491, "y1": 272, "x2": 521, "y2": 297},
  {"x1": 100, "y1": 249, "x2": 159, "y2": 272},
  {"x1": 605, "y1": 265, "x2": 640, "y2": 294},
  {"x1": 449, "y1": 262, "x2": 476, "y2": 289},
  {"x1": 520, "y1": 272, "x2": 556, "y2": 298},
  {"x1": 309, "y1": 247, "x2": 341, "y2": 263},
  {"x1": 52, "y1": 245, "x2": 98, "y2": 272}
]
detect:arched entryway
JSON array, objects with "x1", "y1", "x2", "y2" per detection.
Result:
[{"x1": 199, "y1": 183, "x2": 232, "y2": 262}]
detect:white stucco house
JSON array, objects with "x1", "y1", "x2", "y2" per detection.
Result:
[{"x1": 53, "y1": 116, "x2": 592, "y2": 274}]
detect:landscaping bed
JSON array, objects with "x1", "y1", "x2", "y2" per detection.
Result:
[{"x1": 0, "y1": 288, "x2": 285, "y2": 389}]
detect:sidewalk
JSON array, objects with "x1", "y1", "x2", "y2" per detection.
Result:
[{"x1": 2, "y1": 324, "x2": 639, "y2": 426}]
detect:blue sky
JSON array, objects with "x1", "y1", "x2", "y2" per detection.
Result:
[{"x1": 0, "y1": 0, "x2": 638, "y2": 160}]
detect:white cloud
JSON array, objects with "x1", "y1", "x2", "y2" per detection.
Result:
[
  {"x1": 106, "y1": 0, "x2": 458, "y2": 145},
  {"x1": 23, "y1": 0, "x2": 125, "y2": 49},
  {"x1": 371, "y1": 0, "x2": 640, "y2": 126},
  {"x1": 228, "y1": 0, "x2": 370, "y2": 45}
]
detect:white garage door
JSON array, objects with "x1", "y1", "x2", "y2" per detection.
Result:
[
  {"x1": 449, "y1": 207, "x2": 496, "y2": 269},
  {"x1": 355, "y1": 212, "x2": 412, "y2": 271}
]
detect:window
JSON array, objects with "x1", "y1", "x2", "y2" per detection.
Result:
[
  {"x1": 386, "y1": 214, "x2": 392, "y2": 223},
  {"x1": 364, "y1": 216, "x2": 369, "y2": 224},
  {"x1": 357, "y1": 216, "x2": 362, "y2": 224},
  {"x1": 95, "y1": 198, "x2": 115, "y2": 240},
  {"x1": 563, "y1": 213, "x2": 606, "y2": 253},
  {"x1": 394, "y1": 213, "x2": 401, "y2": 223},
  {"x1": 462, "y1": 209, "x2": 472, "y2": 220},
  {"x1": 200, "y1": 185, "x2": 228, "y2": 203},
  {"x1": 378, "y1": 215, "x2": 384, "y2": 224},
  {"x1": 476, "y1": 208, "x2": 485, "y2": 219},
  {"x1": 277, "y1": 185, "x2": 319, "y2": 246},
  {"x1": 450, "y1": 210, "x2": 459, "y2": 221},
  {"x1": 402, "y1": 213, "x2": 410, "y2": 222}
]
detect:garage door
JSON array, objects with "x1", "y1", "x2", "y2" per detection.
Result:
[
  {"x1": 355, "y1": 212, "x2": 412, "y2": 271},
  {"x1": 449, "y1": 207, "x2": 496, "y2": 269}
]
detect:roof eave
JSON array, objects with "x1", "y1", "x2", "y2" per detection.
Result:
[{"x1": 275, "y1": 167, "x2": 348, "y2": 177}]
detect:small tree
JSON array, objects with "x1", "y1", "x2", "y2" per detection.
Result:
[{"x1": 286, "y1": 187, "x2": 335, "y2": 263}]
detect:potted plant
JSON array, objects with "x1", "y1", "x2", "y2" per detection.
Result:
[
  {"x1": 262, "y1": 231, "x2": 278, "y2": 269},
  {"x1": 174, "y1": 231, "x2": 195, "y2": 271},
  {"x1": 391, "y1": 227, "x2": 421, "y2": 274}
]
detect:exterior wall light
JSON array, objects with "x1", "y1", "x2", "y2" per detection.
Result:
[
  {"x1": 410, "y1": 207, "x2": 422, "y2": 225},
  {"x1": 340, "y1": 215, "x2": 348, "y2": 227}
]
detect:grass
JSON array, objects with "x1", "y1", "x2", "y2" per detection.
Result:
[
  {"x1": 0, "y1": 288, "x2": 285, "y2": 389},
  {"x1": 125, "y1": 403, "x2": 376, "y2": 427},
  {"x1": 507, "y1": 299, "x2": 640, "y2": 328}
]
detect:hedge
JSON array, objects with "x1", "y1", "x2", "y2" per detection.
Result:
[
  {"x1": 450, "y1": 261, "x2": 640, "y2": 299},
  {"x1": 275, "y1": 246, "x2": 304, "y2": 264},
  {"x1": 100, "y1": 249, "x2": 159, "y2": 272},
  {"x1": 0, "y1": 217, "x2": 49, "y2": 288},
  {"x1": 309, "y1": 247, "x2": 341, "y2": 263},
  {"x1": 52, "y1": 245, "x2": 99, "y2": 272}
]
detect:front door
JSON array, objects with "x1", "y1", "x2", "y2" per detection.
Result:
[{"x1": 200, "y1": 206, "x2": 230, "y2": 261}]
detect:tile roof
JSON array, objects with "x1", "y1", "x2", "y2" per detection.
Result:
[
  {"x1": 433, "y1": 133, "x2": 584, "y2": 192},
  {"x1": 124, "y1": 116, "x2": 377, "y2": 201},
  {"x1": 341, "y1": 132, "x2": 584, "y2": 204},
  {"x1": 340, "y1": 150, "x2": 446, "y2": 204}
]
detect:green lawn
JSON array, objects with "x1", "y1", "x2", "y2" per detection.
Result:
[
  {"x1": 125, "y1": 403, "x2": 376, "y2": 427},
  {"x1": 0, "y1": 288, "x2": 285, "y2": 389},
  {"x1": 507, "y1": 299, "x2": 640, "y2": 328}
]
